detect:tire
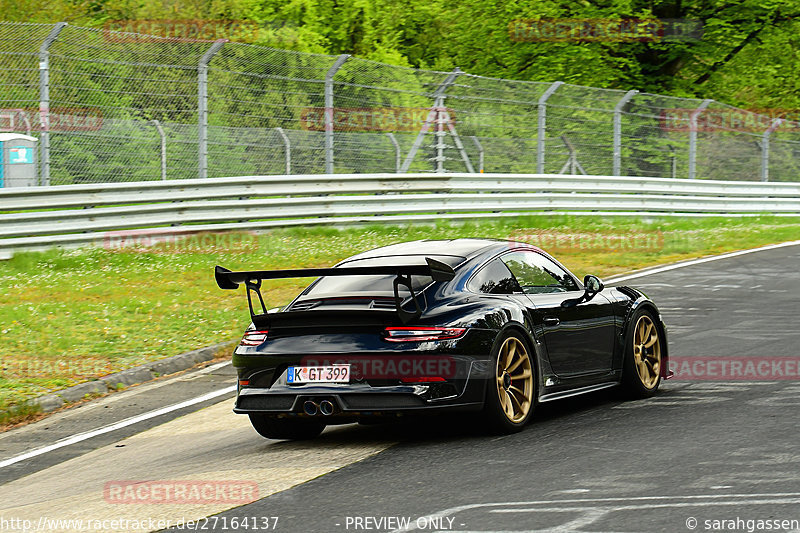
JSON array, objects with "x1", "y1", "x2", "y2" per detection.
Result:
[
  {"x1": 481, "y1": 330, "x2": 536, "y2": 434},
  {"x1": 620, "y1": 309, "x2": 663, "y2": 399},
  {"x1": 248, "y1": 414, "x2": 326, "y2": 440}
]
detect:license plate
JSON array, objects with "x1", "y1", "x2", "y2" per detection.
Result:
[{"x1": 287, "y1": 365, "x2": 351, "y2": 384}]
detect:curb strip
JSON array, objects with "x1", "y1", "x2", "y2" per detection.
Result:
[{"x1": 28, "y1": 342, "x2": 233, "y2": 413}]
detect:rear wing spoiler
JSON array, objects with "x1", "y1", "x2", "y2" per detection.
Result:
[{"x1": 214, "y1": 257, "x2": 456, "y2": 326}]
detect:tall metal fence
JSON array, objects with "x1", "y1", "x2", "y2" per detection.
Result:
[{"x1": 2, "y1": 21, "x2": 800, "y2": 186}]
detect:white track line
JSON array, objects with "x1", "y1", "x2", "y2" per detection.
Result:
[
  {"x1": 393, "y1": 493, "x2": 800, "y2": 533},
  {"x1": 606, "y1": 239, "x2": 800, "y2": 283},
  {"x1": 0, "y1": 385, "x2": 236, "y2": 469}
]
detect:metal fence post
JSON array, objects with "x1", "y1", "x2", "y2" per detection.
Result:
[
  {"x1": 434, "y1": 106, "x2": 447, "y2": 173},
  {"x1": 537, "y1": 81, "x2": 563, "y2": 174},
  {"x1": 151, "y1": 120, "x2": 166, "y2": 180},
  {"x1": 688, "y1": 99, "x2": 712, "y2": 179},
  {"x1": 385, "y1": 133, "x2": 401, "y2": 173},
  {"x1": 38, "y1": 22, "x2": 67, "y2": 186},
  {"x1": 470, "y1": 136, "x2": 484, "y2": 173},
  {"x1": 275, "y1": 127, "x2": 291, "y2": 175},
  {"x1": 667, "y1": 144, "x2": 677, "y2": 179},
  {"x1": 613, "y1": 89, "x2": 638, "y2": 176},
  {"x1": 761, "y1": 118, "x2": 784, "y2": 182},
  {"x1": 400, "y1": 68, "x2": 462, "y2": 173},
  {"x1": 324, "y1": 54, "x2": 350, "y2": 174},
  {"x1": 198, "y1": 39, "x2": 226, "y2": 179}
]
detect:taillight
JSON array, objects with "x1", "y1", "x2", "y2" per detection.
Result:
[
  {"x1": 240, "y1": 330, "x2": 269, "y2": 346},
  {"x1": 384, "y1": 327, "x2": 466, "y2": 342}
]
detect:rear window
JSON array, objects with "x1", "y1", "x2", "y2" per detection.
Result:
[{"x1": 303, "y1": 255, "x2": 464, "y2": 297}]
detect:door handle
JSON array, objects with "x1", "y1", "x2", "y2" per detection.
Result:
[{"x1": 543, "y1": 317, "x2": 560, "y2": 326}]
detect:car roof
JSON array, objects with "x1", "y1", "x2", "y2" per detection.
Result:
[{"x1": 342, "y1": 239, "x2": 509, "y2": 264}]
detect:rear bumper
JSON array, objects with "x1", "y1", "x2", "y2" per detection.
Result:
[
  {"x1": 233, "y1": 359, "x2": 491, "y2": 417},
  {"x1": 234, "y1": 388, "x2": 484, "y2": 416}
]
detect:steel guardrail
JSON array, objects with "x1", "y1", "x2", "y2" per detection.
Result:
[{"x1": 1, "y1": 173, "x2": 799, "y2": 256}]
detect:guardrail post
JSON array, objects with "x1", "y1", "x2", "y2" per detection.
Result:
[
  {"x1": 385, "y1": 133, "x2": 401, "y2": 173},
  {"x1": 400, "y1": 68, "x2": 462, "y2": 173},
  {"x1": 38, "y1": 22, "x2": 67, "y2": 186},
  {"x1": 761, "y1": 118, "x2": 783, "y2": 182},
  {"x1": 688, "y1": 99, "x2": 712, "y2": 179},
  {"x1": 198, "y1": 39, "x2": 226, "y2": 179},
  {"x1": 537, "y1": 81, "x2": 563, "y2": 174},
  {"x1": 151, "y1": 120, "x2": 166, "y2": 180},
  {"x1": 470, "y1": 136, "x2": 484, "y2": 173},
  {"x1": 324, "y1": 54, "x2": 350, "y2": 174},
  {"x1": 275, "y1": 127, "x2": 291, "y2": 174},
  {"x1": 613, "y1": 89, "x2": 638, "y2": 176}
]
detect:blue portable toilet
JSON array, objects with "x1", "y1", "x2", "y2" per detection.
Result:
[{"x1": 0, "y1": 133, "x2": 38, "y2": 187}]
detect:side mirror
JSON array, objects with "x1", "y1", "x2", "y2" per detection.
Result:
[
  {"x1": 583, "y1": 274, "x2": 604, "y2": 294},
  {"x1": 561, "y1": 275, "x2": 605, "y2": 308}
]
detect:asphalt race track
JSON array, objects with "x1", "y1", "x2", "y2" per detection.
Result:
[{"x1": 2, "y1": 242, "x2": 800, "y2": 533}]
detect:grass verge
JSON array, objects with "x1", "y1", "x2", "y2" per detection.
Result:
[{"x1": 1, "y1": 215, "x2": 799, "y2": 424}]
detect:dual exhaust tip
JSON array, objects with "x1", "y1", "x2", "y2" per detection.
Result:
[{"x1": 303, "y1": 399, "x2": 335, "y2": 416}]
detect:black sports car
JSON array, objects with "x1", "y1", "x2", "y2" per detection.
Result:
[{"x1": 215, "y1": 239, "x2": 670, "y2": 440}]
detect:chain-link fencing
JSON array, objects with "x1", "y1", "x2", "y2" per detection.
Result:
[{"x1": 2, "y1": 21, "x2": 800, "y2": 186}]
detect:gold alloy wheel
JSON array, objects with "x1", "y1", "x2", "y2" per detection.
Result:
[
  {"x1": 633, "y1": 315, "x2": 661, "y2": 389},
  {"x1": 495, "y1": 337, "x2": 534, "y2": 423}
]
